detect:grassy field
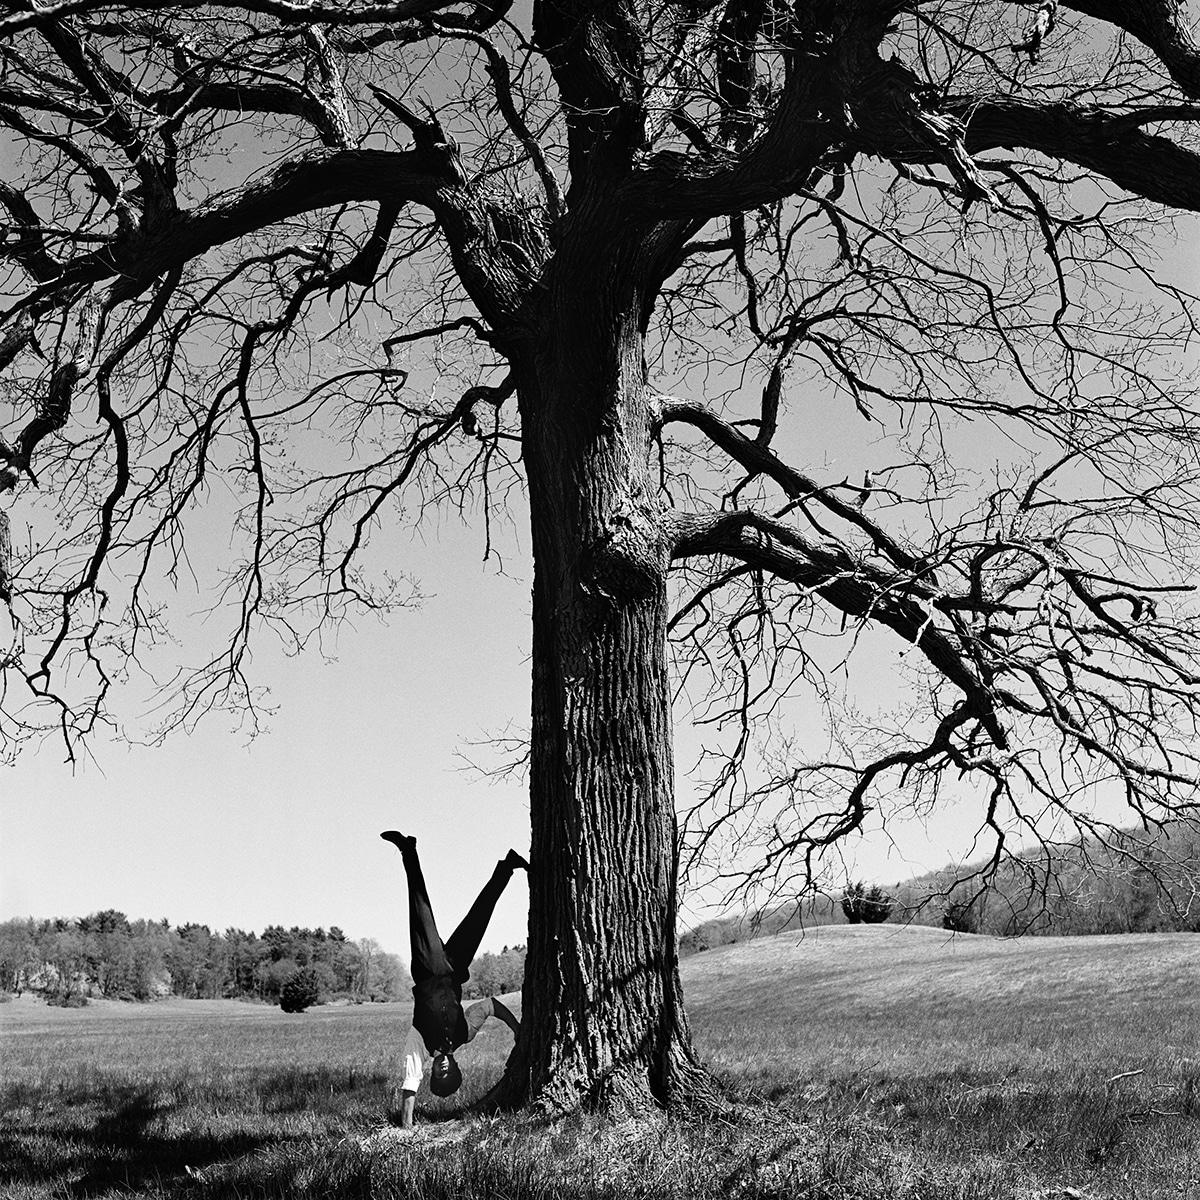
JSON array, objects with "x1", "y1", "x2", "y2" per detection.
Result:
[{"x1": 2, "y1": 925, "x2": 1198, "y2": 1199}]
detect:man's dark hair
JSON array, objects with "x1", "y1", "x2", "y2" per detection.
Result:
[{"x1": 431, "y1": 1053, "x2": 463, "y2": 1097}]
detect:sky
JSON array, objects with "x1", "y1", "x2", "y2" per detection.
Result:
[{"x1": 0, "y1": 516, "x2": 539, "y2": 959}]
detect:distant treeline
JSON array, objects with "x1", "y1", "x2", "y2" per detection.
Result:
[
  {"x1": 0, "y1": 913, "x2": 409, "y2": 1005},
  {"x1": 680, "y1": 823, "x2": 1200, "y2": 955},
  {"x1": 461, "y1": 944, "x2": 526, "y2": 1000},
  {"x1": 895, "y1": 823, "x2": 1200, "y2": 938},
  {"x1": 0, "y1": 911, "x2": 529, "y2": 1006}
]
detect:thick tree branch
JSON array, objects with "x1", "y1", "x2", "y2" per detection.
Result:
[
  {"x1": 669, "y1": 507, "x2": 1009, "y2": 748},
  {"x1": 2, "y1": 291, "x2": 103, "y2": 485},
  {"x1": 630, "y1": 1, "x2": 899, "y2": 219},
  {"x1": 0, "y1": 183, "x2": 61, "y2": 282},
  {"x1": 37, "y1": 18, "x2": 175, "y2": 205},
  {"x1": 0, "y1": 314, "x2": 35, "y2": 374},
  {"x1": 532, "y1": 0, "x2": 647, "y2": 187},
  {"x1": 657, "y1": 395, "x2": 926, "y2": 575},
  {"x1": 1051, "y1": 0, "x2": 1200, "y2": 98},
  {"x1": 714, "y1": 0, "x2": 768, "y2": 147},
  {"x1": 322, "y1": 203, "x2": 401, "y2": 290},
  {"x1": 4, "y1": 148, "x2": 450, "y2": 310},
  {"x1": 434, "y1": 27, "x2": 564, "y2": 219},
  {"x1": 364, "y1": 83, "x2": 550, "y2": 325},
  {"x1": 961, "y1": 98, "x2": 1200, "y2": 213},
  {"x1": 0, "y1": 0, "x2": 499, "y2": 37},
  {"x1": 0, "y1": 99, "x2": 122, "y2": 206},
  {"x1": 634, "y1": 15, "x2": 1200, "y2": 222},
  {"x1": 148, "y1": 79, "x2": 344, "y2": 142}
]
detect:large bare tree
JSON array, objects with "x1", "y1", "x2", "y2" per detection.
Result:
[{"x1": 3, "y1": 0, "x2": 1200, "y2": 1111}]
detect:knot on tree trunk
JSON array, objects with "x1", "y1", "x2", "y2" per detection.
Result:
[{"x1": 579, "y1": 510, "x2": 668, "y2": 608}]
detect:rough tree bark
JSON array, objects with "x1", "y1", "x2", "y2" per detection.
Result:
[{"x1": 500, "y1": 234, "x2": 712, "y2": 1109}]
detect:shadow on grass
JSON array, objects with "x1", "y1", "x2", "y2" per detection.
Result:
[
  {"x1": 0, "y1": 1066, "x2": 385, "y2": 1198},
  {"x1": 2, "y1": 1083, "x2": 264, "y2": 1197}
]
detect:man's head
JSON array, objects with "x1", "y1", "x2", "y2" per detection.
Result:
[{"x1": 430, "y1": 1052, "x2": 463, "y2": 1097}]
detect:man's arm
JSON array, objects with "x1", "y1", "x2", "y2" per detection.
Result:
[
  {"x1": 462, "y1": 994, "x2": 521, "y2": 1042},
  {"x1": 395, "y1": 1023, "x2": 427, "y2": 1128},
  {"x1": 490, "y1": 995, "x2": 520, "y2": 1035}
]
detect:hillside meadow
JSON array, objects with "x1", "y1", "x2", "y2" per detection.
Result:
[{"x1": 2, "y1": 925, "x2": 1198, "y2": 1199}]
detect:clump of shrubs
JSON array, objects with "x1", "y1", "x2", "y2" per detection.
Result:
[
  {"x1": 279, "y1": 968, "x2": 321, "y2": 1013},
  {"x1": 47, "y1": 993, "x2": 89, "y2": 1008},
  {"x1": 840, "y1": 882, "x2": 893, "y2": 925}
]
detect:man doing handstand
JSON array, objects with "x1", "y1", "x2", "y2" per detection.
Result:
[{"x1": 381, "y1": 831, "x2": 527, "y2": 1127}]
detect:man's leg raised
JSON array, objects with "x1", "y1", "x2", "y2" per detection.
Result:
[
  {"x1": 381, "y1": 832, "x2": 455, "y2": 983},
  {"x1": 443, "y1": 850, "x2": 529, "y2": 977}
]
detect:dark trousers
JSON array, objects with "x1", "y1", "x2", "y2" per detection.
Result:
[{"x1": 400, "y1": 841, "x2": 515, "y2": 986}]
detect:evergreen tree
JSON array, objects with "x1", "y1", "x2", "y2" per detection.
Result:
[{"x1": 279, "y1": 967, "x2": 321, "y2": 1013}]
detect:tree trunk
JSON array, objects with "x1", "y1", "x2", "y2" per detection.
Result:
[{"x1": 493, "y1": 273, "x2": 713, "y2": 1113}]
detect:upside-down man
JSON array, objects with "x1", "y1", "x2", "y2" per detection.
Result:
[{"x1": 380, "y1": 831, "x2": 527, "y2": 1127}]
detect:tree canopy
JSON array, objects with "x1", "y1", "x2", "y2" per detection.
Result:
[{"x1": 4, "y1": 0, "x2": 1200, "y2": 1109}]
